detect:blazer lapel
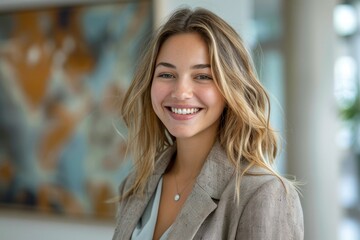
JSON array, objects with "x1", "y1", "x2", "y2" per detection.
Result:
[
  {"x1": 167, "y1": 141, "x2": 235, "y2": 239},
  {"x1": 115, "y1": 146, "x2": 176, "y2": 240},
  {"x1": 115, "y1": 174, "x2": 160, "y2": 239},
  {"x1": 167, "y1": 183, "x2": 217, "y2": 239}
]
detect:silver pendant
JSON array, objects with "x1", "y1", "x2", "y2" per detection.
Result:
[{"x1": 174, "y1": 194, "x2": 180, "y2": 201}]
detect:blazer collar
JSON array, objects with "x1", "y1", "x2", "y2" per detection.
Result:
[
  {"x1": 151, "y1": 140, "x2": 235, "y2": 198},
  {"x1": 196, "y1": 140, "x2": 235, "y2": 199}
]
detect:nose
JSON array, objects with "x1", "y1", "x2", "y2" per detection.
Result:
[{"x1": 171, "y1": 78, "x2": 193, "y2": 100}]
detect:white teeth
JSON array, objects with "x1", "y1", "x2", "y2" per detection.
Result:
[{"x1": 171, "y1": 107, "x2": 199, "y2": 115}]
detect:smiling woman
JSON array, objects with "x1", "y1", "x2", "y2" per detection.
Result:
[{"x1": 113, "y1": 7, "x2": 304, "y2": 240}]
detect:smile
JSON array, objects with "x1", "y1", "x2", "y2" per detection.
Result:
[{"x1": 171, "y1": 107, "x2": 200, "y2": 115}]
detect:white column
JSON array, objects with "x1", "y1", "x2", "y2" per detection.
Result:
[{"x1": 284, "y1": 1, "x2": 341, "y2": 240}]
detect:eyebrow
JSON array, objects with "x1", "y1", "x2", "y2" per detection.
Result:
[
  {"x1": 191, "y1": 64, "x2": 211, "y2": 69},
  {"x1": 155, "y1": 62, "x2": 211, "y2": 69}
]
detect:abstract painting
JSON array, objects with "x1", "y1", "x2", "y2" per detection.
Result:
[{"x1": 0, "y1": 0, "x2": 152, "y2": 219}]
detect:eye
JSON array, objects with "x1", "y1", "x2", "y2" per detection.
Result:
[
  {"x1": 195, "y1": 74, "x2": 213, "y2": 80},
  {"x1": 158, "y1": 73, "x2": 175, "y2": 79}
]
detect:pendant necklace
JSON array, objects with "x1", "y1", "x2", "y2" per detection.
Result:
[{"x1": 174, "y1": 173, "x2": 195, "y2": 202}]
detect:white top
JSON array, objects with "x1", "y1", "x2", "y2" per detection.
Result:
[{"x1": 131, "y1": 177, "x2": 172, "y2": 240}]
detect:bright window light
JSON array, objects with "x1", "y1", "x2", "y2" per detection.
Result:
[
  {"x1": 334, "y1": 56, "x2": 357, "y2": 108},
  {"x1": 334, "y1": 4, "x2": 357, "y2": 36}
]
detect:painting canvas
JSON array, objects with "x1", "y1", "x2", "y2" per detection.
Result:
[{"x1": 0, "y1": 0, "x2": 152, "y2": 219}]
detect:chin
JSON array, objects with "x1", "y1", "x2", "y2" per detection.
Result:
[{"x1": 167, "y1": 129, "x2": 196, "y2": 139}]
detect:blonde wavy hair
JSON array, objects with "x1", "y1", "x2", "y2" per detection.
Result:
[{"x1": 121, "y1": 7, "x2": 281, "y2": 200}]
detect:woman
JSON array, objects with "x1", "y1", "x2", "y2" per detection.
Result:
[{"x1": 113, "y1": 7, "x2": 304, "y2": 240}]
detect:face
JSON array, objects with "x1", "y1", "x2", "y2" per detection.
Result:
[{"x1": 151, "y1": 33, "x2": 226, "y2": 141}]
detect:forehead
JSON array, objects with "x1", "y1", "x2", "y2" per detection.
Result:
[{"x1": 156, "y1": 32, "x2": 210, "y2": 65}]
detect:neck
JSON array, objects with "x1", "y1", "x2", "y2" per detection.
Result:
[{"x1": 172, "y1": 133, "x2": 217, "y2": 180}]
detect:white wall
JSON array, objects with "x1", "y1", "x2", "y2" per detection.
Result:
[
  {"x1": 153, "y1": 0, "x2": 254, "y2": 46},
  {"x1": 0, "y1": 209, "x2": 114, "y2": 240}
]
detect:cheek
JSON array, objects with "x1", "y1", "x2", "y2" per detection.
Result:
[
  {"x1": 151, "y1": 81, "x2": 166, "y2": 112},
  {"x1": 200, "y1": 87, "x2": 225, "y2": 110},
  {"x1": 150, "y1": 82, "x2": 158, "y2": 110}
]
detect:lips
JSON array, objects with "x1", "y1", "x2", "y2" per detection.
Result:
[{"x1": 164, "y1": 105, "x2": 202, "y2": 120}]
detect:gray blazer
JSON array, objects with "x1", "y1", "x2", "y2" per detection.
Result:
[{"x1": 113, "y1": 142, "x2": 304, "y2": 240}]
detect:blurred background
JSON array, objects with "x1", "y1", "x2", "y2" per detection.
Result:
[{"x1": 0, "y1": 0, "x2": 354, "y2": 239}]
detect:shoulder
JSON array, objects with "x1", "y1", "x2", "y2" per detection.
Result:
[
  {"x1": 222, "y1": 165, "x2": 298, "y2": 206},
  {"x1": 241, "y1": 169, "x2": 297, "y2": 203},
  {"x1": 240, "y1": 173, "x2": 302, "y2": 217},
  {"x1": 235, "y1": 168, "x2": 304, "y2": 239},
  {"x1": 199, "y1": 166, "x2": 303, "y2": 239}
]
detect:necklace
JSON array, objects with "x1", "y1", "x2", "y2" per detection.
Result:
[{"x1": 174, "y1": 173, "x2": 195, "y2": 202}]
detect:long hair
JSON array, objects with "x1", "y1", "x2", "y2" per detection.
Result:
[{"x1": 121, "y1": 7, "x2": 280, "y2": 200}]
